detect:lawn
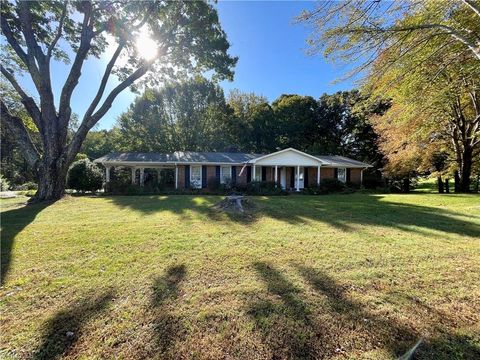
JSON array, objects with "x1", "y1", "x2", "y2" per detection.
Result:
[{"x1": 1, "y1": 193, "x2": 479, "y2": 359}]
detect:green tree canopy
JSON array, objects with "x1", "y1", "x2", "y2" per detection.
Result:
[
  {"x1": 1, "y1": 0, "x2": 236, "y2": 200},
  {"x1": 117, "y1": 77, "x2": 232, "y2": 152}
]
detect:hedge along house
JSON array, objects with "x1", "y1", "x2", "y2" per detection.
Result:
[{"x1": 94, "y1": 148, "x2": 371, "y2": 191}]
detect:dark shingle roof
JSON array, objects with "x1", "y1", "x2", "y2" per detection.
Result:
[
  {"x1": 94, "y1": 151, "x2": 262, "y2": 164},
  {"x1": 314, "y1": 155, "x2": 371, "y2": 167},
  {"x1": 94, "y1": 151, "x2": 371, "y2": 167}
]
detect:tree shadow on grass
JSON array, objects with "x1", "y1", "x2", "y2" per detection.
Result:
[
  {"x1": 296, "y1": 265, "x2": 480, "y2": 359},
  {"x1": 1, "y1": 201, "x2": 50, "y2": 285},
  {"x1": 247, "y1": 262, "x2": 318, "y2": 359},
  {"x1": 33, "y1": 291, "x2": 114, "y2": 360},
  {"x1": 151, "y1": 264, "x2": 187, "y2": 355},
  {"x1": 247, "y1": 261, "x2": 426, "y2": 359},
  {"x1": 106, "y1": 194, "x2": 480, "y2": 239},
  {"x1": 296, "y1": 264, "x2": 418, "y2": 357}
]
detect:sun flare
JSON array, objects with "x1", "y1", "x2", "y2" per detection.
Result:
[{"x1": 136, "y1": 27, "x2": 157, "y2": 61}]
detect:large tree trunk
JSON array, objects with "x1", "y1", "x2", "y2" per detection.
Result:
[
  {"x1": 459, "y1": 146, "x2": 473, "y2": 192},
  {"x1": 437, "y1": 176, "x2": 444, "y2": 193},
  {"x1": 33, "y1": 156, "x2": 69, "y2": 202}
]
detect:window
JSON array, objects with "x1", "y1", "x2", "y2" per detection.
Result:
[
  {"x1": 220, "y1": 166, "x2": 231, "y2": 184},
  {"x1": 337, "y1": 168, "x2": 346, "y2": 183},
  {"x1": 190, "y1": 166, "x2": 202, "y2": 188}
]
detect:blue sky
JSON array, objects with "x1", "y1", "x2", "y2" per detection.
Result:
[{"x1": 15, "y1": 1, "x2": 357, "y2": 130}]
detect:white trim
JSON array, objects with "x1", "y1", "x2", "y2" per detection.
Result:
[
  {"x1": 317, "y1": 165, "x2": 320, "y2": 186},
  {"x1": 105, "y1": 166, "x2": 111, "y2": 183},
  {"x1": 249, "y1": 147, "x2": 325, "y2": 164},
  {"x1": 175, "y1": 165, "x2": 178, "y2": 189}
]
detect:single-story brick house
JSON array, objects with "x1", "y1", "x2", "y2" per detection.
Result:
[{"x1": 94, "y1": 148, "x2": 371, "y2": 191}]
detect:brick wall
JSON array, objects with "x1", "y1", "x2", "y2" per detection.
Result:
[
  {"x1": 321, "y1": 167, "x2": 335, "y2": 180},
  {"x1": 265, "y1": 167, "x2": 273, "y2": 181},
  {"x1": 306, "y1": 167, "x2": 318, "y2": 187},
  {"x1": 236, "y1": 165, "x2": 248, "y2": 184},
  {"x1": 349, "y1": 168, "x2": 362, "y2": 184}
]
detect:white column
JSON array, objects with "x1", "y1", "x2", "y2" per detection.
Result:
[
  {"x1": 317, "y1": 165, "x2": 321, "y2": 186},
  {"x1": 131, "y1": 167, "x2": 136, "y2": 185},
  {"x1": 252, "y1": 165, "x2": 256, "y2": 181},
  {"x1": 175, "y1": 165, "x2": 178, "y2": 189},
  {"x1": 361, "y1": 168, "x2": 364, "y2": 186},
  {"x1": 139, "y1": 168, "x2": 145, "y2": 187},
  {"x1": 274, "y1": 165, "x2": 278, "y2": 185},
  {"x1": 296, "y1": 165, "x2": 300, "y2": 191},
  {"x1": 105, "y1": 166, "x2": 111, "y2": 183}
]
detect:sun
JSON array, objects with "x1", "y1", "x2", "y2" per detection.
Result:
[{"x1": 136, "y1": 27, "x2": 158, "y2": 61}]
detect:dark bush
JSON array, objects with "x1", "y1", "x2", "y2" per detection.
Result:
[
  {"x1": 302, "y1": 179, "x2": 348, "y2": 195},
  {"x1": 67, "y1": 159, "x2": 103, "y2": 193},
  {"x1": 302, "y1": 185, "x2": 323, "y2": 195},
  {"x1": 362, "y1": 177, "x2": 384, "y2": 189},
  {"x1": 234, "y1": 181, "x2": 286, "y2": 195},
  {"x1": 14, "y1": 181, "x2": 38, "y2": 191},
  {"x1": 320, "y1": 179, "x2": 346, "y2": 193},
  {"x1": 207, "y1": 176, "x2": 220, "y2": 191},
  {"x1": 345, "y1": 181, "x2": 361, "y2": 190}
]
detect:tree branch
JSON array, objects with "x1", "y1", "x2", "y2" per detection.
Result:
[
  {"x1": 18, "y1": 2, "x2": 46, "y2": 66},
  {"x1": 83, "y1": 42, "x2": 124, "y2": 121},
  {"x1": 58, "y1": 3, "x2": 94, "y2": 135},
  {"x1": 1, "y1": 100, "x2": 40, "y2": 168},
  {"x1": 46, "y1": 3, "x2": 67, "y2": 60},
  {"x1": 347, "y1": 23, "x2": 480, "y2": 60},
  {"x1": 67, "y1": 62, "x2": 152, "y2": 163},
  {"x1": 0, "y1": 64, "x2": 41, "y2": 129},
  {"x1": 0, "y1": 14, "x2": 41, "y2": 86},
  {"x1": 90, "y1": 63, "x2": 152, "y2": 124},
  {"x1": 462, "y1": 0, "x2": 480, "y2": 18}
]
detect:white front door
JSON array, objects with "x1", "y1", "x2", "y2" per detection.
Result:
[{"x1": 295, "y1": 167, "x2": 305, "y2": 189}]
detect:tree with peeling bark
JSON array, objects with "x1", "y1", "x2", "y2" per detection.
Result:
[{"x1": 0, "y1": 1, "x2": 237, "y2": 201}]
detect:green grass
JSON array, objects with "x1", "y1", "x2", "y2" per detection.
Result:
[{"x1": 1, "y1": 193, "x2": 479, "y2": 359}]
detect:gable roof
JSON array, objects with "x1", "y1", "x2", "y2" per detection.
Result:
[{"x1": 248, "y1": 147, "x2": 325, "y2": 164}]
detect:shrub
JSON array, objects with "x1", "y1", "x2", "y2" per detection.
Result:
[
  {"x1": 320, "y1": 179, "x2": 346, "y2": 193},
  {"x1": 345, "y1": 181, "x2": 361, "y2": 190},
  {"x1": 234, "y1": 181, "x2": 286, "y2": 195},
  {"x1": 207, "y1": 176, "x2": 220, "y2": 191},
  {"x1": 74, "y1": 153, "x2": 89, "y2": 161},
  {"x1": 302, "y1": 185, "x2": 323, "y2": 195},
  {"x1": 14, "y1": 181, "x2": 38, "y2": 191},
  {"x1": 67, "y1": 159, "x2": 103, "y2": 193},
  {"x1": 0, "y1": 175, "x2": 10, "y2": 191}
]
